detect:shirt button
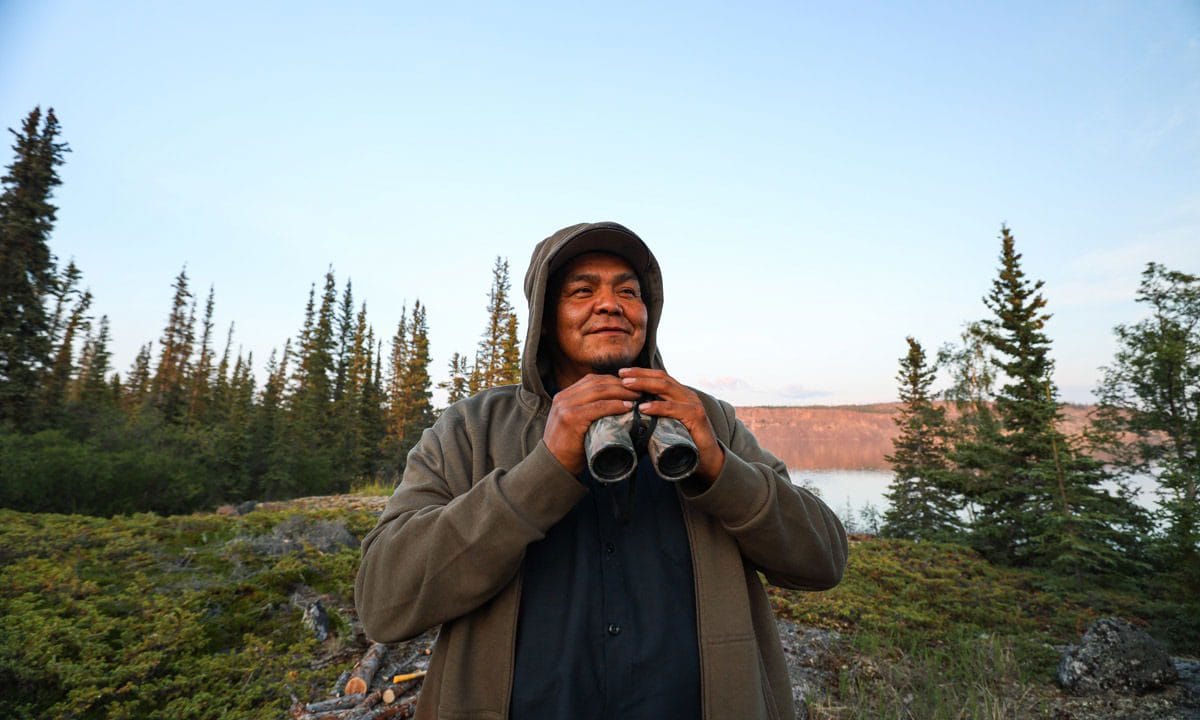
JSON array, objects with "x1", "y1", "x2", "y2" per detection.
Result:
[
  {"x1": 604, "y1": 543, "x2": 615, "y2": 555},
  {"x1": 607, "y1": 623, "x2": 621, "y2": 636}
]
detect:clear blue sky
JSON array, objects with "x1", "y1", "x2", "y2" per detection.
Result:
[{"x1": 2, "y1": 1, "x2": 1197, "y2": 405}]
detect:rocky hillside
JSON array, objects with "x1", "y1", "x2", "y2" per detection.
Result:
[
  {"x1": 2, "y1": 494, "x2": 1196, "y2": 719},
  {"x1": 735, "y1": 403, "x2": 1097, "y2": 470}
]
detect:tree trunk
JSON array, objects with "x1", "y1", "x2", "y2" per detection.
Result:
[{"x1": 344, "y1": 642, "x2": 388, "y2": 695}]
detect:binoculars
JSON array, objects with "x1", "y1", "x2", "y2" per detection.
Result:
[{"x1": 583, "y1": 401, "x2": 700, "y2": 483}]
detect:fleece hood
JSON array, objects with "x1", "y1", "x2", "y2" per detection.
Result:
[{"x1": 520, "y1": 221, "x2": 666, "y2": 407}]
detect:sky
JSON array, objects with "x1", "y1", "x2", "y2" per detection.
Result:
[{"x1": 1, "y1": 1, "x2": 1197, "y2": 406}]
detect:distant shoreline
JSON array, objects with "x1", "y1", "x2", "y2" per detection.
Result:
[{"x1": 734, "y1": 403, "x2": 1096, "y2": 471}]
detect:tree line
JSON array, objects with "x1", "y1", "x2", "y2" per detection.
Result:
[
  {"x1": 0, "y1": 107, "x2": 522, "y2": 515},
  {"x1": 881, "y1": 226, "x2": 1198, "y2": 587}
]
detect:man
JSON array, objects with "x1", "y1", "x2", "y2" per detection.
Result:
[{"x1": 356, "y1": 221, "x2": 848, "y2": 720}]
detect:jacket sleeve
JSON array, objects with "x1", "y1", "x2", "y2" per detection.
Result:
[
  {"x1": 354, "y1": 408, "x2": 587, "y2": 643},
  {"x1": 680, "y1": 398, "x2": 849, "y2": 590}
]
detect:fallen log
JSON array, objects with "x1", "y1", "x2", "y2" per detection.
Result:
[
  {"x1": 364, "y1": 699, "x2": 415, "y2": 720},
  {"x1": 381, "y1": 677, "x2": 423, "y2": 705},
  {"x1": 292, "y1": 708, "x2": 361, "y2": 720},
  {"x1": 342, "y1": 690, "x2": 382, "y2": 720},
  {"x1": 344, "y1": 642, "x2": 389, "y2": 695},
  {"x1": 305, "y1": 693, "x2": 368, "y2": 714}
]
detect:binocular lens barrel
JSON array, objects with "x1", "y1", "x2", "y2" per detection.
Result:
[{"x1": 583, "y1": 411, "x2": 699, "y2": 484}]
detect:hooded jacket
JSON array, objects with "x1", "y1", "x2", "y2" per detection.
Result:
[{"x1": 355, "y1": 222, "x2": 849, "y2": 720}]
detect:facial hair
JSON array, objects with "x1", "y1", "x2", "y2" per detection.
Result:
[{"x1": 590, "y1": 350, "x2": 640, "y2": 376}]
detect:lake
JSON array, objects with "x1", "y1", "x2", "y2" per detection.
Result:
[{"x1": 790, "y1": 469, "x2": 1164, "y2": 530}]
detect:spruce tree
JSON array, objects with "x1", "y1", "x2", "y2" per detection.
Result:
[
  {"x1": 186, "y1": 286, "x2": 216, "y2": 425},
  {"x1": 397, "y1": 300, "x2": 433, "y2": 448},
  {"x1": 151, "y1": 267, "x2": 195, "y2": 422},
  {"x1": 385, "y1": 306, "x2": 409, "y2": 441},
  {"x1": 476, "y1": 257, "x2": 519, "y2": 389},
  {"x1": 123, "y1": 342, "x2": 153, "y2": 413},
  {"x1": 334, "y1": 280, "x2": 355, "y2": 403},
  {"x1": 881, "y1": 337, "x2": 961, "y2": 540},
  {"x1": 69, "y1": 314, "x2": 117, "y2": 434},
  {"x1": 0, "y1": 107, "x2": 69, "y2": 430},
  {"x1": 976, "y1": 226, "x2": 1144, "y2": 571},
  {"x1": 40, "y1": 287, "x2": 91, "y2": 426},
  {"x1": 438, "y1": 352, "x2": 470, "y2": 405}
]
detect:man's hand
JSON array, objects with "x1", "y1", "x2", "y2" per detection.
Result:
[
  {"x1": 618, "y1": 367, "x2": 726, "y2": 483},
  {"x1": 544, "y1": 374, "x2": 640, "y2": 475}
]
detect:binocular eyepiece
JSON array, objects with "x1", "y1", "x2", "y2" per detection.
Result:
[{"x1": 583, "y1": 401, "x2": 700, "y2": 483}]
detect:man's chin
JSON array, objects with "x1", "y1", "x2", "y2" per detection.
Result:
[{"x1": 589, "y1": 353, "x2": 639, "y2": 376}]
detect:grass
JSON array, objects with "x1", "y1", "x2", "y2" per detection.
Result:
[
  {"x1": 0, "y1": 506, "x2": 380, "y2": 720},
  {"x1": 771, "y1": 538, "x2": 1198, "y2": 718},
  {"x1": 1, "y1": 507, "x2": 1194, "y2": 719}
]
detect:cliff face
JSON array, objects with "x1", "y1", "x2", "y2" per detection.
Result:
[{"x1": 734, "y1": 403, "x2": 1096, "y2": 471}]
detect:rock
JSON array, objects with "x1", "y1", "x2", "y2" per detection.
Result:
[
  {"x1": 235, "y1": 500, "x2": 258, "y2": 515},
  {"x1": 1058, "y1": 617, "x2": 1179, "y2": 695},
  {"x1": 776, "y1": 618, "x2": 845, "y2": 718},
  {"x1": 302, "y1": 598, "x2": 332, "y2": 642},
  {"x1": 241, "y1": 516, "x2": 359, "y2": 556}
]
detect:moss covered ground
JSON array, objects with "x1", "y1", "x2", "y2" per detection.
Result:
[{"x1": 1, "y1": 507, "x2": 1195, "y2": 719}]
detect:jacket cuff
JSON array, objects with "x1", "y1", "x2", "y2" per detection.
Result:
[
  {"x1": 678, "y1": 442, "x2": 771, "y2": 529},
  {"x1": 499, "y1": 439, "x2": 589, "y2": 534}
]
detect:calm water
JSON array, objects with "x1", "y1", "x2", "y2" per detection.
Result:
[{"x1": 789, "y1": 469, "x2": 1163, "y2": 528}]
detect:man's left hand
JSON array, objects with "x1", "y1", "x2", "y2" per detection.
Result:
[{"x1": 618, "y1": 367, "x2": 725, "y2": 483}]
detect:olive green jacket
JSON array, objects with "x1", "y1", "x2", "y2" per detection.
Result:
[{"x1": 355, "y1": 222, "x2": 849, "y2": 720}]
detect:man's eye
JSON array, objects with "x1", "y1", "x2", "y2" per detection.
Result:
[
  {"x1": 619, "y1": 288, "x2": 639, "y2": 297},
  {"x1": 569, "y1": 287, "x2": 592, "y2": 297}
]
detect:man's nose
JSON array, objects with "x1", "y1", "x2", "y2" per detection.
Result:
[{"x1": 594, "y1": 287, "x2": 623, "y2": 314}]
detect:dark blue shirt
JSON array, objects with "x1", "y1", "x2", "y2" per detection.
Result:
[{"x1": 510, "y1": 454, "x2": 701, "y2": 720}]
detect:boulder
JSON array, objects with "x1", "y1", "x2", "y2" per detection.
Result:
[
  {"x1": 240, "y1": 516, "x2": 359, "y2": 556},
  {"x1": 1058, "y1": 617, "x2": 1179, "y2": 695},
  {"x1": 776, "y1": 618, "x2": 845, "y2": 718}
]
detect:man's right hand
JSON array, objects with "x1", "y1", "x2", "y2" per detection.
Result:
[{"x1": 544, "y1": 374, "x2": 640, "y2": 475}]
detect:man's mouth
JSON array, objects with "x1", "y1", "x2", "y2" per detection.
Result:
[{"x1": 587, "y1": 326, "x2": 629, "y2": 335}]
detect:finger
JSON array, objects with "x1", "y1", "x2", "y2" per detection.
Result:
[
  {"x1": 568, "y1": 399, "x2": 635, "y2": 425},
  {"x1": 619, "y1": 369, "x2": 667, "y2": 379},
  {"x1": 636, "y1": 399, "x2": 702, "y2": 420},
  {"x1": 556, "y1": 374, "x2": 643, "y2": 403},
  {"x1": 619, "y1": 374, "x2": 692, "y2": 401},
  {"x1": 558, "y1": 382, "x2": 641, "y2": 405}
]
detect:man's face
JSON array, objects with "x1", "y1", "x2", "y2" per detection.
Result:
[{"x1": 549, "y1": 252, "x2": 648, "y2": 386}]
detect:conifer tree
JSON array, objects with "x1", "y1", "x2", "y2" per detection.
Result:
[
  {"x1": 186, "y1": 286, "x2": 216, "y2": 425},
  {"x1": 0, "y1": 107, "x2": 69, "y2": 430},
  {"x1": 69, "y1": 314, "x2": 116, "y2": 433},
  {"x1": 397, "y1": 300, "x2": 433, "y2": 448},
  {"x1": 881, "y1": 337, "x2": 961, "y2": 540},
  {"x1": 292, "y1": 269, "x2": 337, "y2": 444},
  {"x1": 334, "y1": 300, "x2": 371, "y2": 478},
  {"x1": 40, "y1": 287, "x2": 91, "y2": 425},
  {"x1": 45, "y1": 259, "x2": 82, "y2": 362},
  {"x1": 252, "y1": 339, "x2": 291, "y2": 498},
  {"x1": 503, "y1": 311, "x2": 521, "y2": 384},
  {"x1": 1094, "y1": 262, "x2": 1200, "y2": 574},
  {"x1": 975, "y1": 226, "x2": 1143, "y2": 571},
  {"x1": 209, "y1": 323, "x2": 235, "y2": 424},
  {"x1": 124, "y1": 342, "x2": 153, "y2": 412},
  {"x1": 385, "y1": 306, "x2": 409, "y2": 440},
  {"x1": 476, "y1": 257, "x2": 519, "y2": 389},
  {"x1": 334, "y1": 280, "x2": 355, "y2": 403},
  {"x1": 438, "y1": 352, "x2": 471, "y2": 405},
  {"x1": 151, "y1": 267, "x2": 195, "y2": 422},
  {"x1": 361, "y1": 334, "x2": 387, "y2": 474}
]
